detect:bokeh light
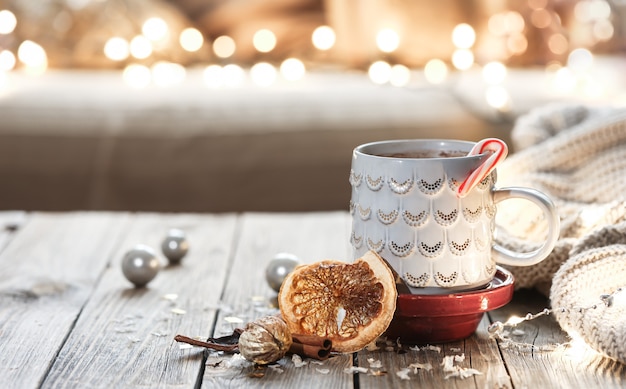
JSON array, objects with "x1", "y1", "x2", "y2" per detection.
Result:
[
  {"x1": 213, "y1": 35, "x2": 236, "y2": 58},
  {"x1": 424, "y1": 59, "x2": 448, "y2": 84},
  {"x1": 180, "y1": 28, "x2": 204, "y2": 52},
  {"x1": 280, "y1": 58, "x2": 306, "y2": 81},
  {"x1": 0, "y1": 9, "x2": 17, "y2": 34},
  {"x1": 253, "y1": 29, "x2": 277, "y2": 53},
  {"x1": 312, "y1": 26, "x2": 336, "y2": 51},
  {"x1": 250, "y1": 62, "x2": 277, "y2": 86},
  {"x1": 452, "y1": 23, "x2": 476, "y2": 49},
  {"x1": 376, "y1": 28, "x2": 400, "y2": 53}
]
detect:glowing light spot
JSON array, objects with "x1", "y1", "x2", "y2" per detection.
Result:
[
  {"x1": 488, "y1": 14, "x2": 507, "y2": 36},
  {"x1": 531, "y1": 8, "x2": 552, "y2": 29},
  {"x1": 505, "y1": 11, "x2": 525, "y2": 33},
  {"x1": 151, "y1": 61, "x2": 186, "y2": 87},
  {"x1": 593, "y1": 20, "x2": 614, "y2": 41},
  {"x1": 452, "y1": 23, "x2": 476, "y2": 49},
  {"x1": 507, "y1": 33, "x2": 528, "y2": 55},
  {"x1": 203, "y1": 65, "x2": 223, "y2": 88},
  {"x1": 280, "y1": 58, "x2": 305, "y2": 81},
  {"x1": 213, "y1": 35, "x2": 236, "y2": 58},
  {"x1": 253, "y1": 29, "x2": 276, "y2": 53},
  {"x1": 180, "y1": 28, "x2": 203, "y2": 52},
  {"x1": 129, "y1": 35, "x2": 152, "y2": 59},
  {"x1": 548, "y1": 34, "x2": 568, "y2": 55},
  {"x1": 588, "y1": 0, "x2": 612, "y2": 20},
  {"x1": 0, "y1": 50, "x2": 16, "y2": 71},
  {"x1": 0, "y1": 10, "x2": 17, "y2": 34},
  {"x1": 485, "y1": 86, "x2": 511, "y2": 111},
  {"x1": 389, "y1": 64, "x2": 410, "y2": 87},
  {"x1": 123, "y1": 64, "x2": 151, "y2": 89},
  {"x1": 222, "y1": 64, "x2": 245, "y2": 87},
  {"x1": 368, "y1": 61, "x2": 391, "y2": 84},
  {"x1": 312, "y1": 26, "x2": 335, "y2": 51},
  {"x1": 104, "y1": 37, "x2": 129, "y2": 61},
  {"x1": 17, "y1": 40, "x2": 48, "y2": 72},
  {"x1": 376, "y1": 28, "x2": 400, "y2": 53},
  {"x1": 567, "y1": 48, "x2": 593, "y2": 72},
  {"x1": 142, "y1": 17, "x2": 168, "y2": 42},
  {"x1": 250, "y1": 62, "x2": 277, "y2": 87},
  {"x1": 551, "y1": 67, "x2": 576, "y2": 94},
  {"x1": 482, "y1": 61, "x2": 507, "y2": 84},
  {"x1": 424, "y1": 59, "x2": 448, "y2": 84},
  {"x1": 451, "y1": 49, "x2": 474, "y2": 70}
]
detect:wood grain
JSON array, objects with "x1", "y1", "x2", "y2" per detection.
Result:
[
  {"x1": 0, "y1": 212, "x2": 131, "y2": 388},
  {"x1": 489, "y1": 288, "x2": 626, "y2": 389},
  {"x1": 3, "y1": 211, "x2": 626, "y2": 388},
  {"x1": 40, "y1": 213, "x2": 238, "y2": 388},
  {"x1": 356, "y1": 314, "x2": 511, "y2": 388},
  {"x1": 200, "y1": 211, "x2": 355, "y2": 388}
]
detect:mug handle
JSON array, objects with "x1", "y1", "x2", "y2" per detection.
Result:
[{"x1": 492, "y1": 187, "x2": 560, "y2": 266}]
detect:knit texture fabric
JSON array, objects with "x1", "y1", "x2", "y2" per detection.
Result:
[{"x1": 495, "y1": 103, "x2": 626, "y2": 364}]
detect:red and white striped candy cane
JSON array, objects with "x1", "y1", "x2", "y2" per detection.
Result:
[{"x1": 457, "y1": 138, "x2": 508, "y2": 198}]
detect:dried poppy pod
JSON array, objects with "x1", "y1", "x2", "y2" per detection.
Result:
[{"x1": 238, "y1": 316, "x2": 293, "y2": 365}]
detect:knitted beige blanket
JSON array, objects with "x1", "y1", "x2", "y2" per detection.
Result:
[{"x1": 496, "y1": 103, "x2": 626, "y2": 364}]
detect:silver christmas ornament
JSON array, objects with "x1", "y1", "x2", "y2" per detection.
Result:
[
  {"x1": 122, "y1": 245, "x2": 161, "y2": 287},
  {"x1": 161, "y1": 229, "x2": 189, "y2": 264},
  {"x1": 265, "y1": 252, "x2": 300, "y2": 292}
]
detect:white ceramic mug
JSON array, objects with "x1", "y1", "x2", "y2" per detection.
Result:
[{"x1": 349, "y1": 139, "x2": 559, "y2": 294}]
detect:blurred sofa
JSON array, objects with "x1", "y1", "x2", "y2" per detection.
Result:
[{"x1": 0, "y1": 68, "x2": 560, "y2": 213}]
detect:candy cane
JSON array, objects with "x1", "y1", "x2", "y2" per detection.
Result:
[{"x1": 457, "y1": 138, "x2": 508, "y2": 198}]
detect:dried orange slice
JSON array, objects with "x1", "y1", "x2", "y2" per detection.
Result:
[{"x1": 278, "y1": 250, "x2": 397, "y2": 353}]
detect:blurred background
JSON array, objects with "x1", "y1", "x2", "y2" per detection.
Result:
[{"x1": 0, "y1": 0, "x2": 624, "y2": 213}]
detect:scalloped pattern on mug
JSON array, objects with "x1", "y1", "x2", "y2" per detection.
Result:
[
  {"x1": 351, "y1": 231, "x2": 363, "y2": 249},
  {"x1": 366, "y1": 175, "x2": 384, "y2": 191},
  {"x1": 418, "y1": 241, "x2": 443, "y2": 258},
  {"x1": 485, "y1": 204, "x2": 497, "y2": 219},
  {"x1": 449, "y1": 238, "x2": 471, "y2": 256},
  {"x1": 377, "y1": 209, "x2": 399, "y2": 225},
  {"x1": 447, "y1": 177, "x2": 460, "y2": 192},
  {"x1": 357, "y1": 205, "x2": 371, "y2": 220},
  {"x1": 367, "y1": 237, "x2": 385, "y2": 253},
  {"x1": 475, "y1": 234, "x2": 489, "y2": 252},
  {"x1": 434, "y1": 209, "x2": 459, "y2": 226},
  {"x1": 435, "y1": 271, "x2": 458, "y2": 287},
  {"x1": 349, "y1": 170, "x2": 362, "y2": 187},
  {"x1": 417, "y1": 178, "x2": 444, "y2": 195},
  {"x1": 462, "y1": 205, "x2": 483, "y2": 223},
  {"x1": 476, "y1": 174, "x2": 492, "y2": 190},
  {"x1": 389, "y1": 240, "x2": 414, "y2": 257},
  {"x1": 388, "y1": 177, "x2": 414, "y2": 194},
  {"x1": 349, "y1": 200, "x2": 355, "y2": 215},
  {"x1": 462, "y1": 267, "x2": 481, "y2": 284},
  {"x1": 485, "y1": 263, "x2": 496, "y2": 278},
  {"x1": 404, "y1": 272, "x2": 430, "y2": 288},
  {"x1": 402, "y1": 209, "x2": 428, "y2": 227}
]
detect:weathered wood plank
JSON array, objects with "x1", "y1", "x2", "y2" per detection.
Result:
[
  {"x1": 357, "y1": 314, "x2": 512, "y2": 388},
  {"x1": 0, "y1": 211, "x2": 28, "y2": 252},
  {"x1": 489, "y1": 288, "x2": 626, "y2": 389},
  {"x1": 41, "y1": 213, "x2": 238, "y2": 388},
  {"x1": 201, "y1": 211, "x2": 355, "y2": 389},
  {"x1": 0, "y1": 212, "x2": 132, "y2": 389}
]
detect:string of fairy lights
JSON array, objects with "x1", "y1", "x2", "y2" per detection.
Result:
[{"x1": 0, "y1": 0, "x2": 623, "y2": 112}]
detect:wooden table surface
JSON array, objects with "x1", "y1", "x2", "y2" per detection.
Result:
[{"x1": 1, "y1": 211, "x2": 625, "y2": 388}]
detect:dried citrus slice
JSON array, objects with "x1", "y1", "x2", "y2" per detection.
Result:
[{"x1": 278, "y1": 250, "x2": 397, "y2": 353}]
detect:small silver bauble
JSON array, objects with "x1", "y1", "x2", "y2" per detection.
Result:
[
  {"x1": 161, "y1": 229, "x2": 189, "y2": 264},
  {"x1": 121, "y1": 245, "x2": 161, "y2": 287},
  {"x1": 265, "y1": 252, "x2": 300, "y2": 293}
]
